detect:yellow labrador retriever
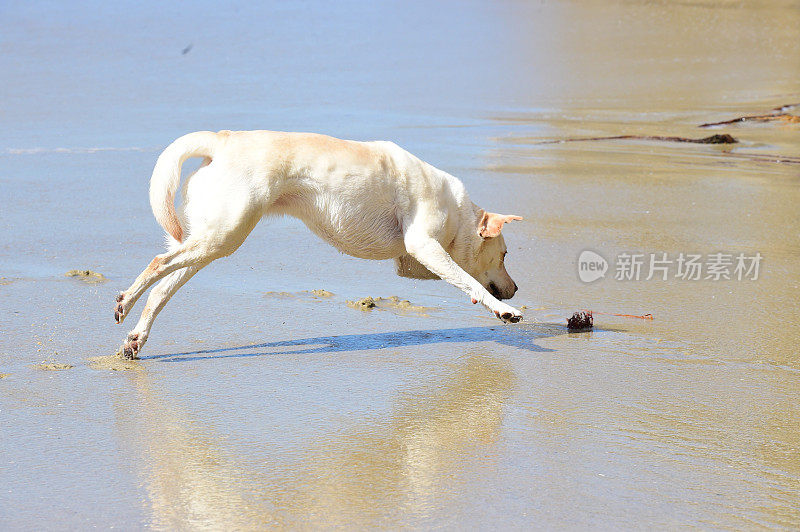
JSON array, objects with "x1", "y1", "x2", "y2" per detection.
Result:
[{"x1": 115, "y1": 130, "x2": 523, "y2": 358}]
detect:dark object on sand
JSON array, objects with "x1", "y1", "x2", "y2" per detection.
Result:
[
  {"x1": 347, "y1": 296, "x2": 377, "y2": 310},
  {"x1": 693, "y1": 134, "x2": 738, "y2": 144},
  {"x1": 567, "y1": 311, "x2": 593, "y2": 331},
  {"x1": 65, "y1": 269, "x2": 107, "y2": 283}
]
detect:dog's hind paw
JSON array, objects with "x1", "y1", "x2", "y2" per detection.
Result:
[{"x1": 119, "y1": 332, "x2": 142, "y2": 359}]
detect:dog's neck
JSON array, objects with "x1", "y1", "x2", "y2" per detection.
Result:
[{"x1": 443, "y1": 203, "x2": 484, "y2": 274}]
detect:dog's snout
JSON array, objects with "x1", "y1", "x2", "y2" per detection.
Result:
[{"x1": 488, "y1": 279, "x2": 517, "y2": 300}]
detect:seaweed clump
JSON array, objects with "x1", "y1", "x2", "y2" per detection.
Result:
[
  {"x1": 567, "y1": 311, "x2": 593, "y2": 331},
  {"x1": 65, "y1": 269, "x2": 106, "y2": 283},
  {"x1": 696, "y1": 134, "x2": 737, "y2": 144},
  {"x1": 347, "y1": 296, "x2": 377, "y2": 310}
]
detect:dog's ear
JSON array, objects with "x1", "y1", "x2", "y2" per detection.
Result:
[{"x1": 477, "y1": 211, "x2": 523, "y2": 239}]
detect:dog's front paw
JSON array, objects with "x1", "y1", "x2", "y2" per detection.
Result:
[
  {"x1": 114, "y1": 292, "x2": 128, "y2": 324},
  {"x1": 119, "y1": 332, "x2": 144, "y2": 360},
  {"x1": 491, "y1": 302, "x2": 523, "y2": 324}
]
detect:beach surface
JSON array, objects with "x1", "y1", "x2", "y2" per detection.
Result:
[{"x1": 1, "y1": 1, "x2": 799, "y2": 528}]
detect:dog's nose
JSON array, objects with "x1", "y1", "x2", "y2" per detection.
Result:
[{"x1": 513, "y1": 282, "x2": 518, "y2": 292}]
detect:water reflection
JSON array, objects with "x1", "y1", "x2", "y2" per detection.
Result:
[
  {"x1": 111, "y1": 351, "x2": 515, "y2": 528},
  {"x1": 111, "y1": 365, "x2": 279, "y2": 529},
  {"x1": 269, "y1": 353, "x2": 515, "y2": 527}
]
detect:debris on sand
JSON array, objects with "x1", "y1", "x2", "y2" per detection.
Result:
[
  {"x1": 690, "y1": 134, "x2": 738, "y2": 144},
  {"x1": 65, "y1": 269, "x2": 107, "y2": 283},
  {"x1": 347, "y1": 295, "x2": 432, "y2": 315},
  {"x1": 700, "y1": 114, "x2": 800, "y2": 128},
  {"x1": 699, "y1": 102, "x2": 800, "y2": 128},
  {"x1": 310, "y1": 289, "x2": 335, "y2": 298},
  {"x1": 347, "y1": 296, "x2": 377, "y2": 310},
  {"x1": 0, "y1": 373, "x2": 9, "y2": 379},
  {"x1": 88, "y1": 355, "x2": 139, "y2": 371},
  {"x1": 263, "y1": 291, "x2": 295, "y2": 298},
  {"x1": 266, "y1": 290, "x2": 337, "y2": 300},
  {"x1": 592, "y1": 311, "x2": 653, "y2": 320},
  {"x1": 377, "y1": 296, "x2": 430, "y2": 313},
  {"x1": 536, "y1": 133, "x2": 738, "y2": 145},
  {"x1": 567, "y1": 311, "x2": 593, "y2": 332},
  {"x1": 34, "y1": 361, "x2": 74, "y2": 371},
  {"x1": 378, "y1": 295, "x2": 412, "y2": 309}
]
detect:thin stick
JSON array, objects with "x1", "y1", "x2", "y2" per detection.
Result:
[
  {"x1": 699, "y1": 113, "x2": 800, "y2": 128},
  {"x1": 586, "y1": 310, "x2": 654, "y2": 320},
  {"x1": 770, "y1": 102, "x2": 800, "y2": 113},
  {"x1": 534, "y1": 134, "x2": 737, "y2": 145}
]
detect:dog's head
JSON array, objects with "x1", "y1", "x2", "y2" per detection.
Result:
[{"x1": 471, "y1": 210, "x2": 523, "y2": 300}]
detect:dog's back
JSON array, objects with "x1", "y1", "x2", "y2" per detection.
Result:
[{"x1": 174, "y1": 131, "x2": 462, "y2": 260}]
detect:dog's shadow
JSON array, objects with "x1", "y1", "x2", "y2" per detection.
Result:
[{"x1": 143, "y1": 323, "x2": 568, "y2": 363}]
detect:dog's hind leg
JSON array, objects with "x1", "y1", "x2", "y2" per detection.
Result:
[
  {"x1": 115, "y1": 164, "x2": 267, "y2": 357},
  {"x1": 114, "y1": 207, "x2": 263, "y2": 358},
  {"x1": 114, "y1": 233, "x2": 243, "y2": 325},
  {"x1": 115, "y1": 240, "x2": 201, "y2": 324},
  {"x1": 119, "y1": 265, "x2": 200, "y2": 359},
  {"x1": 115, "y1": 204, "x2": 262, "y2": 325},
  {"x1": 114, "y1": 233, "x2": 244, "y2": 356}
]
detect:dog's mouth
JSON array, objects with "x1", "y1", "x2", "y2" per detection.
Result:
[
  {"x1": 488, "y1": 281, "x2": 517, "y2": 300},
  {"x1": 488, "y1": 281, "x2": 504, "y2": 300}
]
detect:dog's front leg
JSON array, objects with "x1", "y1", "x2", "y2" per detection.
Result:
[{"x1": 404, "y1": 232, "x2": 522, "y2": 323}]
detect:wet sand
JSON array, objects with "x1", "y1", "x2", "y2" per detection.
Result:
[{"x1": 1, "y1": 0, "x2": 799, "y2": 529}]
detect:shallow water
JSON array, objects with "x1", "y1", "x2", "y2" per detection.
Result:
[{"x1": 1, "y1": 0, "x2": 799, "y2": 528}]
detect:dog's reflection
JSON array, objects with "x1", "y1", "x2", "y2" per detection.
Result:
[
  {"x1": 110, "y1": 364, "x2": 279, "y2": 529},
  {"x1": 111, "y1": 352, "x2": 514, "y2": 528},
  {"x1": 277, "y1": 353, "x2": 514, "y2": 526}
]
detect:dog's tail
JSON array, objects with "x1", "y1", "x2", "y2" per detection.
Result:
[{"x1": 149, "y1": 131, "x2": 218, "y2": 243}]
